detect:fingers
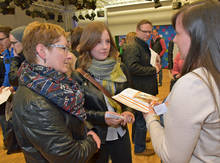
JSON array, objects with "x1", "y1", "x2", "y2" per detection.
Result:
[
  {"x1": 121, "y1": 111, "x2": 135, "y2": 125},
  {"x1": 87, "y1": 131, "x2": 101, "y2": 149}
]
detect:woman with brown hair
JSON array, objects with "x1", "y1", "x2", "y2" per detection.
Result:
[
  {"x1": 126, "y1": 32, "x2": 136, "y2": 44},
  {"x1": 71, "y1": 21, "x2": 135, "y2": 163},
  {"x1": 144, "y1": 0, "x2": 220, "y2": 162}
]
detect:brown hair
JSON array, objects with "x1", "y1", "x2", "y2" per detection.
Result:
[
  {"x1": 172, "y1": 0, "x2": 220, "y2": 113},
  {"x1": 78, "y1": 21, "x2": 118, "y2": 70},
  {"x1": 126, "y1": 32, "x2": 136, "y2": 44},
  {"x1": 70, "y1": 26, "x2": 83, "y2": 50},
  {"x1": 22, "y1": 21, "x2": 66, "y2": 64},
  {"x1": 136, "y1": 19, "x2": 152, "y2": 30},
  {"x1": 0, "y1": 26, "x2": 12, "y2": 37}
]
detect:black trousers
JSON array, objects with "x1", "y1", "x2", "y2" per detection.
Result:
[{"x1": 89, "y1": 130, "x2": 132, "y2": 163}]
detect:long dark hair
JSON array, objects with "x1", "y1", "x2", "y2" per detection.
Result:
[
  {"x1": 172, "y1": 0, "x2": 220, "y2": 113},
  {"x1": 78, "y1": 21, "x2": 118, "y2": 70}
]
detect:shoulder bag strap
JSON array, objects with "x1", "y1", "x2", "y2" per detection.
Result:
[{"x1": 76, "y1": 68, "x2": 113, "y2": 99}]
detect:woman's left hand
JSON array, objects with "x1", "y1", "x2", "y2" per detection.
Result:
[{"x1": 121, "y1": 111, "x2": 135, "y2": 126}]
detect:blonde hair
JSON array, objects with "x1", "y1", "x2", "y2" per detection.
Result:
[
  {"x1": 126, "y1": 32, "x2": 136, "y2": 44},
  {"x1": 22, "y1": 21, "x2": 67, "y2": 64}
]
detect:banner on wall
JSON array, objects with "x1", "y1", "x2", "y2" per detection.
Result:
[{"x1": 115, "y1": 25, "x2": 176, "y2": 68}]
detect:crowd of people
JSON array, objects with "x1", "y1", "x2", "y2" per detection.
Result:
[{"x1": 0, "y1": 0, "x2": 219, "y2": 163}]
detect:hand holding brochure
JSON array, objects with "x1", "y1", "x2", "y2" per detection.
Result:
[
  {"x1": 0, "y1": 87, "x2": 11, "y2": 105},
  {"x1": 105, "y1": 112, "x2": 125, "y2": 120},
  {"x1": 112, "y1": 88, "x2": 159, "y2": 113}
]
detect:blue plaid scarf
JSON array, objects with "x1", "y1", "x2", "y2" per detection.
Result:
[{"x1": 18, "y1": 61, "x2": 86, "y2": 120}]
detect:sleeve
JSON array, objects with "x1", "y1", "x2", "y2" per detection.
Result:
[
  {"x1": 86, "y1": 110, "x2": 106, "y2": 125},
  {"x1": 123, "y1": 45, "x2": 157, "y2": 76},
  {"x1": 159, "y1": 39, "x2": 166, "y2": 57},
  {"x1": 23, "y1": 99, "x2": 98, "y2": 163},
  {"x1": 9, "y1": 56, "x2": 24, "y2": 86},
  {"x1": 145, "y1": 74, "x2": 212, "y2": 163},
  {"x1": 2, "y1": 51, "x2": 10, "y2": 87}
]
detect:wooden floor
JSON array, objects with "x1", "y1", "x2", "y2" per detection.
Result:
[{"x1": 0, "y1": 69, "x2": 171, "y2": 163}]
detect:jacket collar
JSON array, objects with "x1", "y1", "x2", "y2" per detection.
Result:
[{"x1": 135, "y1": 37, "x2": 150, "y2": 50}]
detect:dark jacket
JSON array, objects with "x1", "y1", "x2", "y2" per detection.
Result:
[
  {"x1": 9, "y1": 53, "x2": 25, "y2": 87},
  {"x1": 122, "y1": 37, "x2": 158, "y2": 95},
  {"x1": 12, "y1": 86, "x2": 98, "y2": 163},
  {"x1": 71, "y1": 63, "x2": 132, "y2": 144},
  {"x1": 150, "y1": 37, "x2": 162, "y2": 55},
  {"x1": 0, "y1": 54, "x2": 6, "y2": 115},
  {"x1": 0, "y1": 54, "x2": 5, "y2": 86}
]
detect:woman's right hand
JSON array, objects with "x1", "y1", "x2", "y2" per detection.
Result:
[
  {"x1": 104, "y1": 111, "x2": 123, "y2": 127},
  {"x1": 87, "y1": 130, "x2": 101, "y2": 149}
]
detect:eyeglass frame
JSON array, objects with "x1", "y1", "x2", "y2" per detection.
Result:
[
  {"x1": 0, "y1": 37, "x2": 8, "y2": 41},
  {"x1": 49, "y1": 44, "x2": 70, "y2": 53},
  {"x1": 10, "y1": 41, "x2": 19, "y2": 45},
  {"x1": 138, "y1": 28, "x2": 152, "y2": 34}
]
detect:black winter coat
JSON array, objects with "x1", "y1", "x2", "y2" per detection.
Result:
[
  {"x1": 71, "y1": 63, "x2": 133, "y2": 144},
  {"x1": 12, "y1": 86, "x2": 98, "y2": 163},
  {"x1": 0, "y1": 54, "x2": 6, "y2": 115},
  {"x1": 9, "y1": 53, "x2": 25, "y2": 87},
  {"x1": 122, "y1": 37, "x2": 158, "y2": 95}
]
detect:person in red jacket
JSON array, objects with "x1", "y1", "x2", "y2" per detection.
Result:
[
  {"x1": 150, "y1": 29, "x2": 166, "y2": 86},
  {"x1": 170, "y1": 52, "x2": 184, "y2": 90}
]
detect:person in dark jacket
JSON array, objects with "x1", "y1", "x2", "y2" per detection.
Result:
[
  {"x1": 122, "y1": 19, "x2": 160, "y2": 156},
  {"x1": 0, "y1": 25, "x2": 12, "y2": 145},
  {"x1": 8, "y1": 26, "x2": 26, "y2": 87},
  {"x1": 12, "y1": 21, "x2": 100, "y2": 163},
  {"x1": 72, "y1": 21, "x2": 135, "y2": 163}
]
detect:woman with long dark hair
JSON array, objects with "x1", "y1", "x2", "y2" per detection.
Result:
[{"x1": 144, "y1": 0, "x2": 220, "y2": 162}]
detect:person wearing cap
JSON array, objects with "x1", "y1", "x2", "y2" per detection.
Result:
[{"x1": 8, "y1": 26, "x2": 26, "y2": 86}]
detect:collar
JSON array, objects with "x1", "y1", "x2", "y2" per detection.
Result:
[{"x1": 135, "y1": 37, "x2": 149, "y2": 49}]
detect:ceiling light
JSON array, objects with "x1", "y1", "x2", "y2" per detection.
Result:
[
  {"x1": 57, "y1": 14, "x2": 64, "y2": 22},
  {"x1": 172, "y1": 1, "x2": 181, "y2": 9},
  {"x1": 154, "y1": 0, "x2": 162, "y2": 8},
  {"x1": 91, "y1": 11, "x2": 96, "y2": 20},
  {"x1": 78, "y1": 14, "x2": 85, "y2": 20},
  {"x1": 72, "y1": 15, "x2": 78, "y2": 22}
]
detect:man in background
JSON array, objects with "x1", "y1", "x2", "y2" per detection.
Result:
[
  {"x1": 150, "y1": 29, "x2": 166, "y2": 86},
  {"x1": 0, "y1": 26, "x2": 12, "y2": 146},
  {"x1": 122, "y1": 19, "x2": 159, "y2": 156}
]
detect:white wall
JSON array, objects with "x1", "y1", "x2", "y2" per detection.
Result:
[{"x1": 106, "y1": 1, "x2": 177, "y2": 38}]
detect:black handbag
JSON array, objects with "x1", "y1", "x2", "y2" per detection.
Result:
[
  {"x1": 4, "y1": 95, "x2": 21, "y2": 154},
  {"x1": 4, "y1": 120, "x2": 21, "y2": 154}
]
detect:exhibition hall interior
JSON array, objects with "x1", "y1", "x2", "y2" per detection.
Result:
[{"x1": 1, "y1": 0, "x2": 219, "y2": 163}]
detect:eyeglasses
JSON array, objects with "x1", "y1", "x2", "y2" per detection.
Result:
[
  {"x1": 0, "y1": 37, "x2": 8, "y2": 41},
  {"x1": 49, "y1": 44, "x2": 70, "y2": 53},
  {"x1": 138, "y1": 29, "x2": 152, "y2": 34},
  {"x1": 10, "y1": 41, "x2": 18, "y2": 45}
]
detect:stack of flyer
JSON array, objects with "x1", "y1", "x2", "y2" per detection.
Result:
[
  {"x1": 112, "y1": 88, "x2": 159, "y2": 113},
  {"x1": 0, "y1": 87, "x2": 11, "y2": 105}
]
